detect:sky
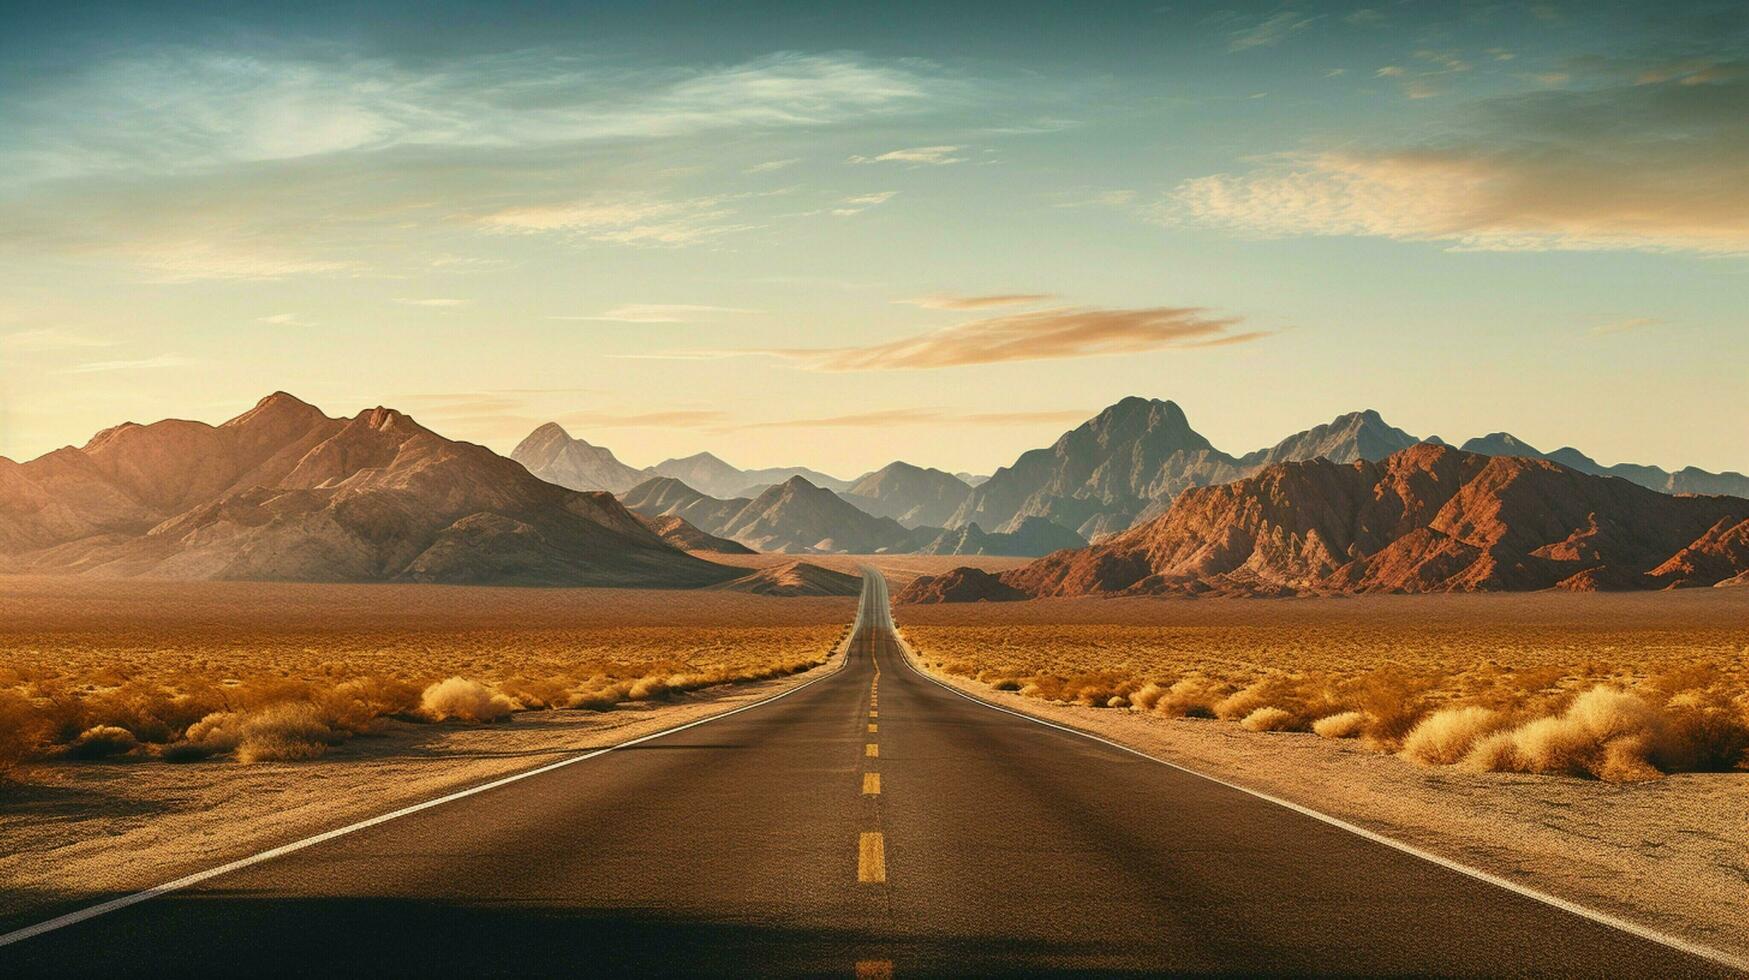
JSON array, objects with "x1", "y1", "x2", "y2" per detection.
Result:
[{"x1": 0, "y1": 0, "x2": 1744, "y2": 479}]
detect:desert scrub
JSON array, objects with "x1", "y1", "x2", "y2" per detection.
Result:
[
  {"x1": 899, "y1": 593, "x2": 1749, "y2": 782},
  {"x1": 0, "y1": 580, "x2": 850, "y2": 777}
]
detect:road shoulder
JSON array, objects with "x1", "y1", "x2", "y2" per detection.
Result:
[
  {"x1": 0, "y1": 644, "x2": 850, "y2": 933},
  {"x1": 892, "y1": 625, "x2": 1749, "y2": 969}
]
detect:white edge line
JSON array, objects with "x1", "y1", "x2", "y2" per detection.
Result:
[
  {"x1": 883, "y1": 592, "x2": 1747, "y2": 975},
  {"x1": 0, "y1": 594, "x2": 868, "y2": 951}
]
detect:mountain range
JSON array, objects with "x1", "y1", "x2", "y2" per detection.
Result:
[
  {"x1": 5, "y1": 392, "x2": 1745, "y2": 591},
  {"x1": 900, "y1": 444, "x2": 1749, "y2": 601},
  {"x1": 519, "y1": 398, "x2": 1749, "y2": 545},
  {"x1": 0, "y1": 394, "x2": 732, "y2": 587},
  {"x1": 616, "y1": 474, "x2": 1085, "y2": 556},
  {"x1": 512, "y1": 427, "x2": 853, "y2": 498}
]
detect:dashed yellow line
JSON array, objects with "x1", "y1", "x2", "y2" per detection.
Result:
[
  {"x1": 858, "y1": 832, "x2": 886, "y2": 883},
  {"x1": 865, "y1": 743, "x2": 879, "y2": 758},
  {"x1": 869, "y1": 710, "x2": 877, "y2": 718},
  {"x1": 862, "y1": 772, "x2": 881, "y2": 795},
  {"x1": 867, "y1": 723, "x2": 878, "y2": 733}
]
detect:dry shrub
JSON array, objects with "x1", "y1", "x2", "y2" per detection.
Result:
[
  {"x1": 627, "y1": 676, "x2": 671, "y2": 701},
  {"x1": 1312, "y1": 710, "x2": 1369, "y2": 739},
  {"x1": 1460, "y1": 687, "x2": 1668, "y2": 781},
  {"x1": 1129, "y1": 682, "x2": 1166, "y2": 711},
  {"x1": 65, "y1": 725, "x2": 138, "y2": 760},
  {"x1": 1657, "y1": 691, "x2": 1749, "y2": 771},
  {"x1": 1401, "y1": 707, "x2": 1511, "y2": 766},
  {"x1": 236, "y1": 703, "x2": 336, "y2": 763},
  {"x1": 419, "y1": 677, "x2": 514, "y2": 723},
  {"x1": 1158, "y1": 675, "x2": 1229, "y2": 718},
  {"x1": 1241, "y1": 707, "x2": 1296, "y2": 732},
  {"x1": 1342, "y1": 667, "x2": 1439, "y2": 748},
  {"x1": 321, "y1": 677, "x2": 421, "y2": 733},
  {"x1": 0, "y1": 690, "x2": 49, "y2": 776}
]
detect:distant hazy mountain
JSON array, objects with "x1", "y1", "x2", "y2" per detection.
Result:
[
  {"x1": 903, "y1": 444, "x2": 1749, "y2": 601},
  {"x1": 646, "y1": 451, "x2": 851, "y2": 498},
  {"x1": 715, "y1": 476, "x2": 925, "y2": 554},
  {"x1": 619, "y1": 477, "x2": 752, "y2": 535},
  {"x1": 915, "y1": 516, "x2": 1086, "y2": 557},
  {"x1": 955, "y1": 472, "x2": 990, "y2": 487},
  {"x1": 841, "y1": 462, "x2": 973, "y2": 528},
  {"x1": 511, "y1": 423, "x2": 649, "y2": 493},
  {"x1": 0, "y1": 393, "x2": 733, "y2": 586},
  {"x1": 948, "y1": 397, "x2": 1245, "y2": 540},
  {"x1": 1239, "y1": 409, "x2": 1421, "y2": 469},
  {"x1": 1461, "y1": 432, "x2": 1749, "y2": 499}
]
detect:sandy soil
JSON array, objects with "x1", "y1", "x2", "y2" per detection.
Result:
[
  {"x1": 893, "y1": 624, "x2": 1749, "y2": 965},
  {"x1": 0, "y1": 644, "x2": 847, "y2": 931}
]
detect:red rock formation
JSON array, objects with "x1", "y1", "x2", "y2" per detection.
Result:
[{"x1": 907, "y1": 445, "x2": 1749, "y2": 600}]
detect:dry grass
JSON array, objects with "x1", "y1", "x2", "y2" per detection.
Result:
[
  {"x1": 901, "y1": 590, "x2": 1749, "y2": 782},
  {"x1": 0, "y1": 577, "x2": 851, "y2": 776}
]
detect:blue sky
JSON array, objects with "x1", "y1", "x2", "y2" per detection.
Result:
[{"x1": 1, "y1": 0, "x2": 1744, "y2": 476}]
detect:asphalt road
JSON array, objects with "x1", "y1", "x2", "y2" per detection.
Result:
[{"x1": 0, "y1": 569, "x2": 1731, "y2": 976}]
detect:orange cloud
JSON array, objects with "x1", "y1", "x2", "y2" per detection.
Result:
[
  {"x1": 898, "y1": 293, "x2": 1055, "y2": 310},
  {"x1": 759, "y1": 305, "x2": 1262, "y2": 370}
]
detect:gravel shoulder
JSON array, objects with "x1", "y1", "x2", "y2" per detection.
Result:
[
  {"x1": 895, "y1": 626, "x2": 1749, "y2": 966},
  {"x1": 0, "y1": 648, "x2": 846, "y2": 933}
]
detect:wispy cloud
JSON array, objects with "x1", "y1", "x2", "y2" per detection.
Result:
[
  {"x1": 394, "y1": 297, "x2": 467, "y2": 307},
  {"x1": 557, "y1": 409, "x2": 730, "y2": 429},
  {"x1": 8, "y1": 51, "x2": 945, "y2": 181},
  {"x1": 256, "y1": 313, "x2": 312, "y2": 326},
  {"x1": 832, "y1": 191, "x2": 898, "y2": 217},
  {"x1": 744, "y1": 158, "x2": 800, "y2": 174},
  {"x1": 848, "y1": 145, "x2": 966, "y2": 166},
  {"x1": 120, "y1": 241, "x2": 360, "y2": 283},
  {"x1": 553, "y1": 304, "x2": 757, "y2": 323},
  {"x1": 898, "y1": 293, "x2": 1055, "y2": 310},
  {"x1": 58, "y1": 353, "x2": 193, "y2": 374},
  {"x1": 481, "y1": 195, "x2": 751, "y2": 245},
  {"x1": 1, "y1": 328, "x2": 114, "y2": 351},
  {"x1": 707, "y1": 305, "x2": 1262, "y2": 371},
  {"x1": 1163, "y1": 75, "x2": 1749, "y2": 254},
  {"x1": 1229, "y1": 11, "x2": 1315, "y2": 52}
]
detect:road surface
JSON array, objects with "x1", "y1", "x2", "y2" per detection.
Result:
[{"x1": 0, "y1": 570, "x2": 1730, "y2": 976}]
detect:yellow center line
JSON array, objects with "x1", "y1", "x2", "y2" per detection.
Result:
[
  {"x1": 868, "y1": 723, "x2": 878, "y2": 733},
  {"x1": 858, "y1": 832, "x2": 886, "y2": 883},
  {"x1": 865, "y1": 743, "x2": 879, "y2": 757},
  {"x1": 862, "y1": 772, "x2": 880, "y2": 795},
  {"x1": 869, "y1": 710, "x2": 877, "y2": 718}
]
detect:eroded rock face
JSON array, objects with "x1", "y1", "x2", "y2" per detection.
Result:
[
  {"x1": 897, "y1": 566, "x2": 1029, "y2": 604},
  {"x1": 907, "y1": 444, "x2": 1749, "y2": 601},
  {"x1": 0, "y1": 393, "x2": 736, "y2": 587}
]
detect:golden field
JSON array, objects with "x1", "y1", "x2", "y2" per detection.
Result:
[
  {"x1": 898, "y1": 590, "x2": 1749, "y2": 781},
  {"x1": 0, "y1": 576, "x2": 853, "y2": 775}
]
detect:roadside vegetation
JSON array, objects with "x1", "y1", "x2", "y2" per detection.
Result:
[
  {"x1": 899, "y1": 593, "x2": 1749, "y2": 782},
  {"x1": 0, "y1": 578, "x2": 849, "y2": 778}
]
